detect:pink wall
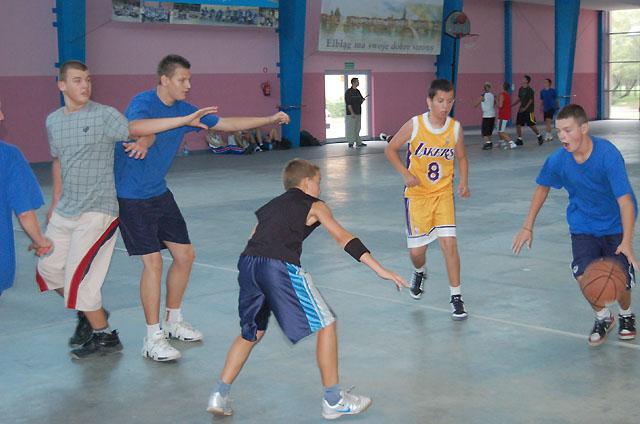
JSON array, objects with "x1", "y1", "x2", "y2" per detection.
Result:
[{"x1": 0, "y1": 0, "x2": 600, "y2": 162}]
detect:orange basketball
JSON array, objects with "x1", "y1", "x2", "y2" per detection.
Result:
[{"x1": 580, "y1": 257, "x2": 628, "y2": 309}]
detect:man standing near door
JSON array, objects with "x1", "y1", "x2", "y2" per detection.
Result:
[{"x1": 345, "y1": 78, "x2": 368, "y2": 148}]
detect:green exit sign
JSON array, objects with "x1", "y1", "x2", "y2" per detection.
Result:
[{"x1": 344, "y1": 62, "x2": 355, "y2": 70}]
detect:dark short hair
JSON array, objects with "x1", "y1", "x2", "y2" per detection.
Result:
[
  {"x1": 350, "y1": 77, "x2": 358, "y2": 85},
  {"x1": 428, "y1": 79, "x2": 454, "y2": 99},
  {"x1": 59, "y1": 60, "x2": 88, "y2": 81},
  {"x1": 157, "y1": 54, "x2": 191, "y2": 79},
  {"x1": 545, "y1": 78, "x2": 552, "y2": 84},
  {"x1": 556, "y1": 104, "x2": 588, "y2": 125},
  {"x1": 282, "y1": 159, "x2": 320, "y2": 190},
  {"x1": 503, "y1": 82, "x2": 511, "y2": 91},
  {"x1": 523, "y1": 75, "x2": 531, "y2": 83}
]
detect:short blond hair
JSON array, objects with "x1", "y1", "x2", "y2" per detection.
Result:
[{"x1": 282, "y1": 159, "x2": 320, "y2": 190}]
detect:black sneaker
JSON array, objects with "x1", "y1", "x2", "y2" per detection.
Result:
[
  {"x1": 588, "y1": 313, "x2": 615, "y2": 346},
  {"x1": 482, "y1": 142, "x2": 493, "y2": 150},
  {"x1": 515, "y1": 138, "x2": 524, "y2": 146},
  {"x1": 450, "y1": 295, "x2": 468, "y2": 321},
  {"x1": 356, "y1": 142, "x2": 367, "y2": 148},
  {"x1": 69, "y1": 309, "x2": 110, "y2": 347},
  {"x1": 409, "y1": 271, "x2": 425, "y2": 299},
  {"x1": 347, "y1": 143, "x2": 354, "y2": 148},
  {"x1": 537, "y1": 134, "x2": 544, "y2": 146},
  {"x1": 70, "y1": 330, "x2": 123, "y2": 359},
  {"x1": 618, "y1": 314, "x2": 636, "y2": 340}
]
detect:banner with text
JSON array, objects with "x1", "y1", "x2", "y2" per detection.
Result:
[{"x1": 319, "y1": 0, "x2": 443, "y2": 55}]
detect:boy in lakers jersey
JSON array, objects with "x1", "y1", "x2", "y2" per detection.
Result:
[{"x1": 385, "y1": 79, "x2": 470, "y2": 320}]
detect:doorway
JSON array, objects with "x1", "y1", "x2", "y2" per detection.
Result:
[{"x1": 324, "y1": 71, "x2": 371, "y2": 142}]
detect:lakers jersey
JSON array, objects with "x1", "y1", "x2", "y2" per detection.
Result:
[{"x1": 404, "y1": 112, "x2": 460, "y2": 198}]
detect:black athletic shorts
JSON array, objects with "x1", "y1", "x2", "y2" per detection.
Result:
[
  {"x1": 570, "y1": 233, "x2": 635, "y2": 289},
  {"x1": 481, "y1": 117, "x2": 495, "y2": 137},
  {"x1": 516, "y1": 111, "x2": 536, "y2": 126},
  {"x1": 543, "y1": 109, "x2": 555, "y2": 120},
  {"x1": 118, "y1": 190, "x2": 191, "y2": 256}
]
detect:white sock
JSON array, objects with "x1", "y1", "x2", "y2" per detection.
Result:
[
  {"x1": 619, "y1": 307, "x2": 633, "y2": 316},
  {"x1": 595, "y1": 308, "x2": 610, "y2": 321},
  {"x1": 166, "y1": 308, "x2": 183, "y2": 323},
  {"x1": 94, "y1": 325, "x2": 110, "y2": 334},
  {"x1": 450, "y1": 286, "x2": 461, "y2": 296},
  {"x1": 147, "y1": 323, "x2": 161, "y2": 338},
  {"x1": 414, "y1": 267, "x2": 425, "y2": 274}
]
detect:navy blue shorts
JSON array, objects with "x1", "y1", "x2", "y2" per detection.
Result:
[
  {"x1": 237, "y1": 255, "x2": 335, "y2": 344},
  {"x1": 117, "y1": 190, "x2": 190, "y2": 256},
  {"x1": 570, "y1": 233, "x2": 635, "y2": 289}
]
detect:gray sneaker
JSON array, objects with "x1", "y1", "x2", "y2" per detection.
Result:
[
  {"x1": 321, "y1": 389, "x2": 372, "y2": 420},
  {"x1": 207, "y1": 391, "x2": 233, "y2": 416}
]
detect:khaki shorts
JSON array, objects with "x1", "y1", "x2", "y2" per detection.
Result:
[{"x1": 36, "y1": 211, "x2": 119, "y2": 311}]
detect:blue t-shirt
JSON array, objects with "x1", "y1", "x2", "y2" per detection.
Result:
[
  {"x1": 540, "y1": 88, "x2": 557, "y2": 112},
  {"x1": 536, "y1": 137, "x2": 637, "y2": 236},
  {"x1": 114, "y1": 89, "x2": 219, "y2": 199},
  {"x1": 0, "y1": 141, "x2": 45, "y2": 294}
]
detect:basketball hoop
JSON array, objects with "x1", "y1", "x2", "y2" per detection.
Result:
[{"x1": 444, "y1": 11, "x2": 470, "y2": 39}]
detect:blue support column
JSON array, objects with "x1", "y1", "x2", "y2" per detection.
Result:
[
  {"x1": 53, "y1": 0, "x2": 86, "y2": 105},
  {"x1": 278, "y1": 0, "x2": 306, "y2": 147},
  {"x1": 436, "y1": 0, "x2": 464, "y2": 85},
  {"x1": 504, "y1": 1, "x2": 512, "y2": 89},
  {"x1": 555, "y1": 0, "x2": 580, "y2": 109},
  {"x1": 597, "y1": 10, "x2": 605, "y2": 120}
]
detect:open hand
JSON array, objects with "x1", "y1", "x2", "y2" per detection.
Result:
[
  {"x1": 186, "y1": 106, "x2": 219, "y2": 129},
  {"x1": 512, "y1": 228, "x2": 533, "y2": 255},
  {"x1": 271, "y1": 111, "x2": 290, "y2": 125},
  {"x1": 123, "y1": 141, "x2": 148, "y2": 159},
  {"x1": 377, "y1": 268, "x2": 409, "y2": 291},
  {"x1": 616, "y1": 241, "x2": 639, "y2": 271},
  {"x1": 457, "y1": 183, "x2": 470, "y2": 198}
]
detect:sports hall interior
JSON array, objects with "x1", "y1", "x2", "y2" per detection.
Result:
[{"x1": 1, "y1": 1, "x2": 639, "y2": 423}]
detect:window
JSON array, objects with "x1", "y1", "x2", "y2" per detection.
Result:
[{"x1": 606, "y1": 9, "x2": 640, "y2": 119}]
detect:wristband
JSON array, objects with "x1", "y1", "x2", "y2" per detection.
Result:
[{"x1": 344, "y1": 238, "x2": 370, "y2": 262}]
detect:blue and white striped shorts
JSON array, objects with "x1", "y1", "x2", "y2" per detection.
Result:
[{"x1": 237, "y1": 255, "x2": 336, "y2": 344}]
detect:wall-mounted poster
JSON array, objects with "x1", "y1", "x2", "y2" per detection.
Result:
[
  {"x1": 319, "y1": 0, "x2": 443, "y2": 55},
  {"x1": 112, "y1": 0, "x2": 278, "y2": 28}
]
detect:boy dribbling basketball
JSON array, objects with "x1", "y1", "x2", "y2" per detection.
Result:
[{"x1": 512, "y1": 104, "x2": 638, "y2": 346}]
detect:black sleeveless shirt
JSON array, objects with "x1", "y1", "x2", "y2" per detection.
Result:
[{"x1": 241, "y1": 188, "x2": 322, "y2": 266}]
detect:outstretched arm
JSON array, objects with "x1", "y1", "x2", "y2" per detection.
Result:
[
  {"x1": 310, "y1": 202, "x2": 408, "y2": 290},
  {"x1": 616, "y1": 194, "x2": 638, "y2": 270},
  {"x1": 512, "y1": 185, "x2": 550, "y2": 254},
  {"x1": 212, "y1": 112, "x2": 290, "y2": 132},
  {"x1": 128, "y1": 106, "x2": 219, "y2": 137},
  {"x1": 384, "y1": 119, "x2": 420, "y2": 187}
]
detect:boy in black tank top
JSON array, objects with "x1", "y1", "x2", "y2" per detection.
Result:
[{"x1": 207, "y1": 159, "x2": 407, "y2": 420}]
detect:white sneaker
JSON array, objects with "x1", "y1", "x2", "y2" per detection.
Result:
[
  {"x1": 206, "y1": 391, "x2": 233, "y2": 416},
  {"x1": 141, "y1": 330, "x2": 181, "y2": 361},
  {"x1": 321, "y1": 389, "x2": 372, "y2": 420},
  {"x1": 163, "y1": 319, "x2": 203, "y2": 342},
  {"x1": 509, "y1": 140, "x2": 518, "y2": 149}
]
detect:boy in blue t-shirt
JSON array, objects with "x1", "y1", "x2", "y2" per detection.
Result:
[
  {"x1": 0, "y1": 141, "x2": 51, "y2": 296},
  {"x1": 513, "y1": 104, "x2": 637, "y2": 347},
  {"x1": 115, "y1": 54, "x2": 290, "y2": 362},
  {"x1": 540, "y1": 78, "x2": 558, "y2": 142}
]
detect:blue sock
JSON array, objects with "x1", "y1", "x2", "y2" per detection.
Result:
[
  {"x1": 324, "y1": 384, "x2": 342, "y2": 406},
  {"x1": 216, "y1": 380, "x2": 231, "y2": 397}
]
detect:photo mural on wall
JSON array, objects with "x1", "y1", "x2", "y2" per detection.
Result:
[
  {"x1": 319, "y1": 0, "x2": 443, "y2": 55},
  {"x1": 111, "y1": 0, "x2": 278, "y2": 28}
]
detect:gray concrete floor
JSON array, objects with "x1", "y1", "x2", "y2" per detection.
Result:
[{"x1": 2, "y1": 121, "x2": 640, "y2": 424}]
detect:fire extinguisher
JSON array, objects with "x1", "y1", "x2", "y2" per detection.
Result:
[{"x1": 260, "y1": 81, "x2": 271, "y2": 96}]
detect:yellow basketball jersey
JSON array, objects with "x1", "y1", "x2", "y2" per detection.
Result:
[{"x1": 404, "y1": 112, "x2": 460, "y2": 198}]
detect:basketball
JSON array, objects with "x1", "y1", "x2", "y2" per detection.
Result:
[{"x1": 579, "y1": 257, "x2": 628, "y2": 309}]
